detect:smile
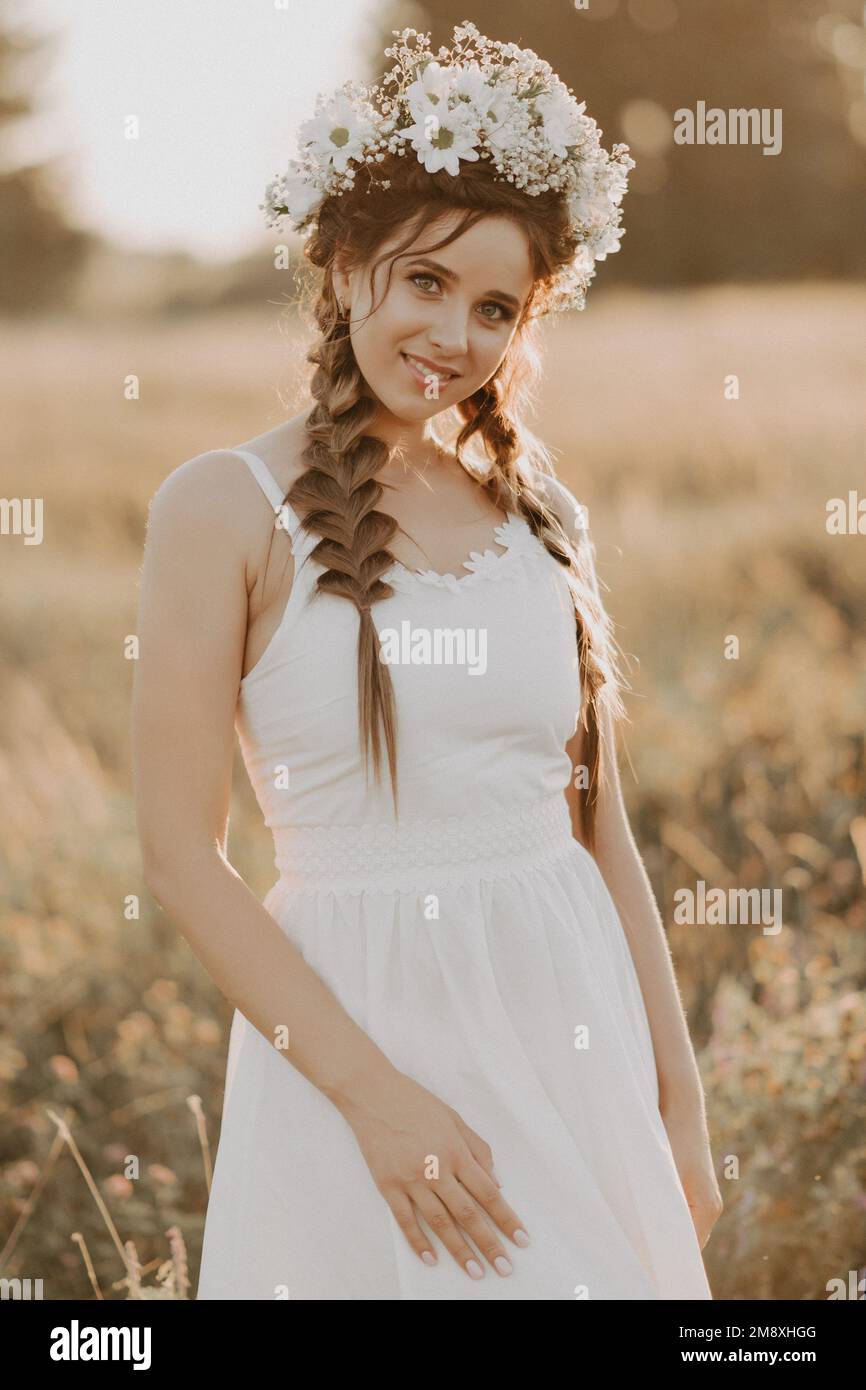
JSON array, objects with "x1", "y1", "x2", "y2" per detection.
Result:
[{"x1": 401, "y1": 352, "x2": 459, "y2": 388}]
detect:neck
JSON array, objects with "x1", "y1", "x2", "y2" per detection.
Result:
[
  {"x1": 367, "y1": 405, "x2": 452, "y2": 469},
  {"x1": 386, "y1": 440, "x2": 456, "y2": 477},
  {"x1": 368, "y1": 419, "x2": 455, "y2": 479}
]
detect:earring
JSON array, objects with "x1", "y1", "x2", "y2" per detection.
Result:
[{"x1": 337, "y1": 297, "x2": 345, "y2": 317}]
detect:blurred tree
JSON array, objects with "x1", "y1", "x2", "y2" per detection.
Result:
[
  {"x1": 0, "y1": 2, "x2": 91, "y2": 314},
  {"x1": 369, "y1": 0, "x2": 866, "y2": 287}
]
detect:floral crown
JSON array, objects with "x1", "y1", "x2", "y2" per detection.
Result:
[{"x1": 261, "y1": 20, "x2": 634, "y2": 313}]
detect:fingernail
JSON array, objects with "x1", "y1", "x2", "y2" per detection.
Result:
[
  {"x1": 466, "y1": 1259, "x2": 484, "y2": 1279},
  {"x1": 421, "y1": 1250, "x2": 436, "y2": 1266},
  {"x1": 491, "y1": 1166, "x2": 502, "y2": 1187},
  {"x1": 494, "y1": 1256, "x2": 513, "y2": 1276},
  {"x1": 513, "y1": 1228, "x2": 531, "y2": 1247}
]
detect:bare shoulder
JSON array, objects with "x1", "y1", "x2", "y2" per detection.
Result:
[
  {"x1": 150, "y1": 410, "x2": 313, "y2": 523},
  {"x1": 525, "y1": 466, "x2": 591, "y2": 544},
  {"x1": 146, "y1": 412, "x2": 313, "y2": 580},
  {"x1": 144, "y1": 451, "x2": 256, "y2": 586},
  {"x1": 150, "y1": 448, "x2": 257, "y2": 527}
]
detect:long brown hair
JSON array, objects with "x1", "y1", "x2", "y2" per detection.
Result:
[{"x1": 263, "y1": 150, "x2": 628, "y2": 853}]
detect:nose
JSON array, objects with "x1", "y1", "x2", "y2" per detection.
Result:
[{"x1": 427, "y1": 302, "x2": 470, "y2": 359}]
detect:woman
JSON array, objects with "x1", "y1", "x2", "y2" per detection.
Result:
[{"x1": 133, "y1": 22, "x2": 721, "y2": 1299}]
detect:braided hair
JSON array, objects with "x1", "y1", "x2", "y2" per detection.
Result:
[{"x1": 263, "y1": 150, "x2": 629, "y2": 850}]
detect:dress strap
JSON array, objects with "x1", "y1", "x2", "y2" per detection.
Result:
[{"x1": 228, "y1": 447, "x2": 305, "y2": 544}]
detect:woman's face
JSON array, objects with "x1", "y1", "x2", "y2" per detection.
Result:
[{"x1": 335, "y1": 211, "x2": 534, "y2": 434}]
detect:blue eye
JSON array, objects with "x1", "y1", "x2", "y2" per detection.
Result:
[{"x1": 408, "y1": 272, "x2": 514, "y2": 324}]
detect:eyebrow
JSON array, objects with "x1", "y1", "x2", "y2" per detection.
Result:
[{"x1": 405, "y1": 256, "x2": 523, "y2": 311}]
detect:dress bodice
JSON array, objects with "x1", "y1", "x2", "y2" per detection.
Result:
[{"x1": 228, "y1": 447, "x2": 583, "y2": 837}]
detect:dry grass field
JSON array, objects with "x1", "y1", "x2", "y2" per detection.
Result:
[{"x1": 1, "y1": 284, "x2": 864, "y2": 1299}]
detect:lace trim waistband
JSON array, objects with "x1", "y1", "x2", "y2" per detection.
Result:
[{"x1": 270, "y1": 792, "x2": 578, "y2": 895}]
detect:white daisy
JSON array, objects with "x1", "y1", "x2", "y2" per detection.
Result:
[
  {"x1": 397, "y1": 108, "x2": 480, "y2": 175},
  {"x1": 281, "y1": 165, "x2": 325, "y2": 225},
  {"x1": 535, "y1": 89, "x2": 586, "y2": 158},
  {"x1": 404, "y1": 61, "x2": 457, "y2": 120},
  {"x1": 298, "y1": 92, "x2": 375, "y2": 174},
  {"x1": 452, "y1": 61, "x2": 495, "y2": 112},
  {"x1": 475, "y1": 82, "x2": 522, "y2": 154},
  {"x1": 483, "y1": 91, "x2": 525, "y2": 155}
]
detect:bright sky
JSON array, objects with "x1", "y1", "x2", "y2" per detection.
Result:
[{"x1": 14, "y1": 0, "x2": 383, "y2": 262}]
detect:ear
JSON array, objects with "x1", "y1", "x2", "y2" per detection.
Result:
[
  {"x1": 331, "y1": 249, "x2": 350, "y2": 306},
  {"x1": 331, "y1": 266, "x2": 348, "y2": 306}
]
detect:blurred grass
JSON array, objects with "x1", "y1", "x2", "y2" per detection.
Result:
[{"x1": 1, "y1": 284, "x2": 864, "y2": 1299}]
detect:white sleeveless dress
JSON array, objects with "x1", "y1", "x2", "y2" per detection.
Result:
[{"x1": 195, "y1": 446, "x2": 712, "y2": 1301}]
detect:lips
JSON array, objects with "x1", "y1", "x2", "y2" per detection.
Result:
[{"x1": 401, "y1": 352, "x2": 459, "y2": 388}]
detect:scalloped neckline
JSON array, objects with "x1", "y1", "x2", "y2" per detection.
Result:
[
  {"x1": 240, "y1": 511, "x2": 542, "y2": 686},
  {"x1": 382, "y1": 512, "x2": 533, "y2": 591}
]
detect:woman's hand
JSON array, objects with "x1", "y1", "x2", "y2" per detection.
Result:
[
  {"x1": 337, "y1": 1066, "x2": 530, "y2": 1280},
  {"x1": 661, "y1": 1100, "x2": 724, "y2": 1250}
]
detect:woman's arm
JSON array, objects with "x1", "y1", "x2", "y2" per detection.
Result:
[
  {"x1": 578, "y1": 729, "x2": 723, "y2": 1247},
  {"x1": 538, "y1": 470, "x2": 704, "y2": 1113},
  {"x1": 542, "y1": 470, "x2": 722, "y2": 1245},
  {"x1": 132, "y1": 452, "x2": 397, "y2": 1110},
  {"x1": 565, "y1": 702, "x2": 705, "y2": 1116}
]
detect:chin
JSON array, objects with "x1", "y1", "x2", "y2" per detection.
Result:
[{"x1": 374, "y1": 388, "x2": 443, "y2": 422}]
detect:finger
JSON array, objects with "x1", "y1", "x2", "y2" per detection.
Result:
[
  {"x1": 411, "y1": 1186, "x2": 487, "y2": 1280},
  {"x1": 436, "y1": 1176, "x2": 515, "y2": 1278},
  {"x1": 386, "y1": 1189, "x2": 438, "y2": 1268},
  {"x1": 456, "y1": 1157, "x2": 531, "y2": 1250},
  {"x1": 453, "y1": 1119, "x2": 501, "y2": 1187}
]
